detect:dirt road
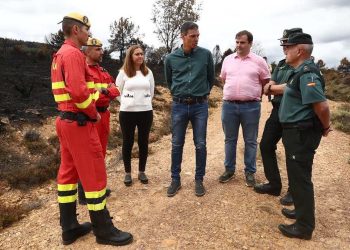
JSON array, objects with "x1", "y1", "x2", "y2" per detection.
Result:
[{"x1": 0, "y1": 98, "x2": 349, "y2": 249}]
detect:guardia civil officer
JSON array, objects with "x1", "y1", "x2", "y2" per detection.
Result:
[
  {"x1": 277, "y1": 33, "x2": 331, "y2": 240},
  {"x1": 254, "y1": 28, "x2": 303, "y2": 206},
  {"x1": 52, "y1": 13, "x2": 132, "y2": 246}
]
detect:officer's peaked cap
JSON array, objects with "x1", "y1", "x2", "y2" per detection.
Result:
[
  {"x1": 58, "y1": 12, "x2": 91, "y2": 28},
  {"x1": 281, "y1": 32, "x2": 313, "y2": 46},
  {"x1": 279, "y1": 28, "x2": 303, "y2": 41}
]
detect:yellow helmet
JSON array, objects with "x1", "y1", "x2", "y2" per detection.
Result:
[
  {"x1": 87, "y1": 37, "x2": 102, "y2": 47},
  {"x1": 59, "y1": 12, "x2": 91, "y2": 28}
]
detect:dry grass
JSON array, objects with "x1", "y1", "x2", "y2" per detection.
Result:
[
  {"x1": 0, "y1": 201, "x2": 42, "y2": 229},
  {"x1": 331, "y1": 103, "x2": 350, "y2": 134},
  {"x1": 324, "y1": 69, "x2": 350, "y2": 102}
]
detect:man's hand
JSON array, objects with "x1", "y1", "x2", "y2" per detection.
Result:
[
  {"x1": 96, "y1": 113, "x2": 101, "y2": 123},
  {"x1": 263, "y1": 83, "x2": 272, "y2": 95},
  {"x1": 322, "y1": 126, "x2": 332, "y2": 137}
]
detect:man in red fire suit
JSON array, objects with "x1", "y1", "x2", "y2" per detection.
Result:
[
  {"x1": 51, "y1": 12, "x2": 132, "y2": 246},
  {"x1": 77, "y1": 37, "x2": 120, "y2": 204},
  {"x1": 85, "y1": 37, "x2": 120, "y2": 156}
]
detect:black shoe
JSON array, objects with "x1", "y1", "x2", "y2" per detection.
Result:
[
  {"x1": 282, "y1": 208, "x2": 296, "y2": 219},
  {"x1": 138, "y1": 172, "x2": 148, "y2": 184},
  {"x1": 218, "y1": 170, "x2": 235, "y2": 183},
  {"x1": 195, "y1": 180, "x2": 206, "y2": 197},
  {"x1": 89, "y1": 208, "x2": 133, "y2": 246},
  {"x1": 167, "y1": 180, "x2": 181, "y2": 197},
  {"x1": 278, "y1": 223, "x2": 312, "y2": 240},
  {"x1": 280, "y1": 192, "x2": 294, "y2": 206},
  {"x1": 124, "y1": 174, "x2": 132, "y2": 187},
  {"x1": 254, "y1": 183, "x2": 281, "y2": 196},
  {"x1": 59, "y1": 202, "x2": 92, "y2": 245},
  {"x1": 245, "y1": 172, "x2": 256, "y2": 187},
  {"x1": 62, "y1": 222, "x2": 92, "y2": 245}
]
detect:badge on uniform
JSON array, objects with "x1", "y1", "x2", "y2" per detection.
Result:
[
  {"x1": 83, "y1": 16, "x2": 89, "y2": 24},
  {"x1": 307, "y1": 75, "x2": 316, "y2": 87}
]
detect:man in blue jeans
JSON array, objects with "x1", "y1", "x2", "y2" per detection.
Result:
[
  {"x1": 164, "y1": 21, "x2": 215, "y2": 197},
  {"x1": 219, "y1": 30, "x2": 270, "y2": 187}
]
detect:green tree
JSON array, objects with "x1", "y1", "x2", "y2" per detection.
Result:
[
  {"x1": 108, "y1": 17, "x2": 143, "y2": 61},
  {"x1": 146, "y1": 46, "x2": 167, "y2": 64},
  {"x1": 151, "y1": 0, "x2": 202, "y2": 53},
  {"x1": 45, "y1": 30, "x2": 65, "y2": 52}
]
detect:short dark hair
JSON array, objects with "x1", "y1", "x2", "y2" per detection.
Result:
[
  {"x1": 62, "y1": 19, "x2": 85, "y2": 36},
  {"x1": 236, "y1": 30, "x2": 253, "y2": 43},
  {"x1": 180, "y1": 21, "x2": 198, "y2": 35}
]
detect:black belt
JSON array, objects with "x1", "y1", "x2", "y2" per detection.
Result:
[
  {"x1": 59, "y1": 111, "x2": 95, "y2": 126},
  {"x1": 173, "y1": 96, "x2": 207, "y2": 105},
  {"x1": 282, "y1": 119, "x2": 315, "y2": 129},
  {"x1": 224, "y1": 99, "x2": 258, "y2": 104},
  {"x1": 96, "y1": 106, "x2": 108, "y2": 112}
]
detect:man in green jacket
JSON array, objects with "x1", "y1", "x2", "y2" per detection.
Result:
[{"x1": 164, "y1": 21, "x2": 215, "y2": 197}]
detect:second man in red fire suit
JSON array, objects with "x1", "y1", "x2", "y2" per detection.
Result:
[{"x1": 78, "y1": 37, "x2": 120, "y2": 204}]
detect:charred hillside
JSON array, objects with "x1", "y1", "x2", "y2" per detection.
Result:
[{"x1": 0, "y1": 38, "x2": 165, "y2": 125}]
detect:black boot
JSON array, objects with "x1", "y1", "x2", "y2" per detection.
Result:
[
  {"x1": 59, "y1": 202, "x2": 92, "y2": 245},
  {"x1": 79, "y1": 182, "x2": 111, "y2": 205},
  {"x1": 89, "y1": 208, "x2": 133, "y2": 246}
]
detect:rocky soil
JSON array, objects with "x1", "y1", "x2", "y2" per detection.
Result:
[{"x1": 0, "y1": 89, "x2": 349, "y2": 249}]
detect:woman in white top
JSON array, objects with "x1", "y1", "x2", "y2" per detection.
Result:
[{"x1": 115, "y1": 45, "x2": 154, "y2": 186}]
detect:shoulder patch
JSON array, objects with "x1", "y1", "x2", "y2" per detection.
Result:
[{"x1": 307, "y1": 82, "x2": 316, "y2": 87}]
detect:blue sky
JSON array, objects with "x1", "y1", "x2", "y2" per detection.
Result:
[{"x1": 0, "y1": 0, "x2": 349, "y2": 68}]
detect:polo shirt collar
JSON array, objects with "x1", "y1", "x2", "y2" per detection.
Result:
[{"x1": 234, "y1": 51, "x2": 252, "y2": 59}]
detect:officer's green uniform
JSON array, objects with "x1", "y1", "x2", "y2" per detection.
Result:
[
  {"x1": 260, "y1": 59, "x2": 293, "y2": 189},
  {"x1": 279, "y1": 59, "x2": 326, "y2": 233}
]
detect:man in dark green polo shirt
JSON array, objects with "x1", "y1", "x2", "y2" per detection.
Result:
[
  {"x1": 254, "y1": 28, "x2": 302, "y2": 207},
  {"x1": 278, "y1": 33, "x2": 331, "y2": 240},
  {"x1": 164, "y1": 21, "x2": 215, "y2": 197}
]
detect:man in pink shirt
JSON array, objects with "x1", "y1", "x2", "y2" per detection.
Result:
[{"x1": 218, "y1": 30, "x2": 270, "y2": 187}]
